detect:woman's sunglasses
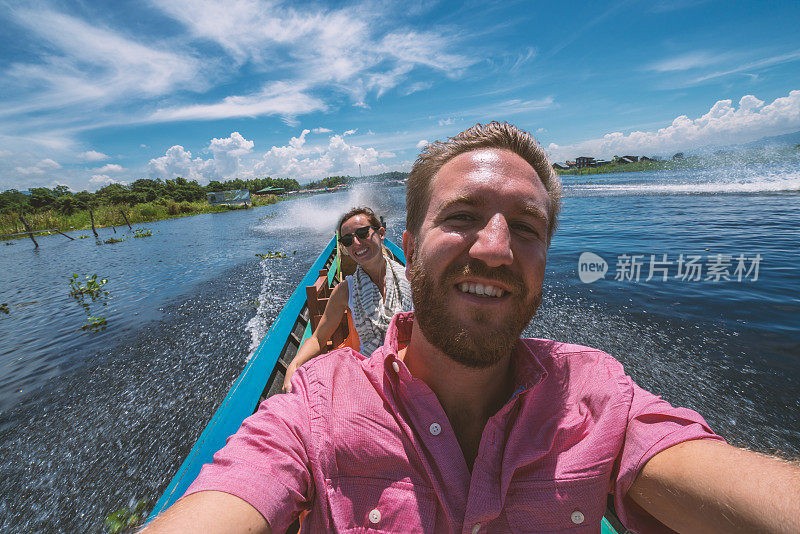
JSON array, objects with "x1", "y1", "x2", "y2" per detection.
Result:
[{"x1": 339, "y1": 225, "x2": 378, "y2": 247}]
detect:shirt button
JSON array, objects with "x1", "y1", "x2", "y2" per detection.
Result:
[
  {"x1": 369, "y1": 508, "x2": 381, "y2": 524},
  {"x1": 429, "y1": 422, "x2": 441, "y2": 435},
  {"x1": 471, "y1": 523, "x2": 482, "y2": 534},
  {"x1": 391, "y1": 361, "x2": 400, "y2": 373},
  {"x1": 571, "y1": 510, "x2": 585, "y2": 524}
]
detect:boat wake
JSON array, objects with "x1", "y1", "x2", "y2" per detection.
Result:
[{"x1": 565, "y1": 168, "x2": 800, "y2": 197}]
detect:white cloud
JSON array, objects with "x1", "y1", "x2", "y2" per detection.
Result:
[
  {"x1": 15, "y1": 158, "x2": 62, "y2": 176},
  {"x1": 90, "y1": 174, "x2": 126, "y2": 185},
  {"x1": 343, "y1": 129, "x2": 357, "y2": 136},
  {"x1": 438, "y1": 117, "x2": 456, "y2": 126},
  {"x1": 149, "y1": 82, "x2": 326, "y2": 123},
  {"x1": 94, "y1": 164, "x2": 124, "y2": 173},
  {"x1": 148, "y1": 132, "x2": 255, "y2": 182},
  {"x1": 689, "y1": 51, "x2": 800, "y2": 85},
  {"x1": 536, "y1": 128, "x2": 547, "y2": 134},
  {"x1": 254, "y1": 130, "x2": 398, "y2": 181},
  {"x1": 37, "y1": 158, "x2": 61, "y2": 170},
  {"x1": 646, "y1": 51, "x2": 728, "y2": 72},
  {"x1": 416, "y1": 140, "x2": 428, "y2": 149},
  {"x1": 207, "y1": 131, "x2": 254, "y2": 177},
  {"x1": 2, "y1": 8, "x2": 201, "y2": 115},
  {"x1": 79, "y1": 150, "x2": 109, "y2": 162},
  {"x1": 148, "y1": 0, "x2": 474, "y2": 111},
  {"x1": 404, "y1": 81, "x2": 432, "y2": 95},
  {"x1": 311, "y1": 127, "x2": 332, "y2": 134},
  {"x1": 547, "y1": 90, "x2": 800, "y2": 160},
  {"x1": 140, "y1": 144, "x2": 148, "y2": 149},
  {"x1": 510, "y1": 47, "x2": 537, "y2": 71},
  {"x1": 148, "y1": 145, "x2": 215, "y2": 182}
]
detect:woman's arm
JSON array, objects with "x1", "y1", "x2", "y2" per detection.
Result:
[{"x1": 282, "y1": 280, "x2": 349, "y2": 393}]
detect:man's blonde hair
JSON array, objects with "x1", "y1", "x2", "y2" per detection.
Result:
[{"x1": 406, "y1": 122, "x2": 562, "y2": 244}]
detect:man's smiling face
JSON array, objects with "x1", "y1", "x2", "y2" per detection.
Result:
[{"x1": 404, "y1": 148, "x2": 550, "y2": 367}]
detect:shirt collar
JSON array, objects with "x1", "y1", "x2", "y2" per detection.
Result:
[{"x1": 368, "y1": 311, "x2": 547, "y2": 393}]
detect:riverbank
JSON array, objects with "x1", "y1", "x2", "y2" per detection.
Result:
[{"x1": 0, "y1": 195, "x2": 278, "y2": 240}]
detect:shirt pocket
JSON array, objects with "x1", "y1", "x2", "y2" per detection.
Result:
[
  {"x1": 504, "y1": 475, "x2": 608, "y2": 533},
  {"x1": 325, "y1": 477, "x2": 436, "y2": 533}
]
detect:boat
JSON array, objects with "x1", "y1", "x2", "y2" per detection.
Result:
[{"x1": 147, "y1": 234, "x2": 624, "y2": 533}]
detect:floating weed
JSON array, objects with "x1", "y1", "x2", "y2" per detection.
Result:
[
  {"x1": 104, "y1": 499, "x2": 149, "y2": 533},
  {"x1": 132, "y1": 228, "x2": 152, "y2": 238},
  {"x1": 81, "y1": 316, "x2": 107, "y2": 332},
  {"x1": 69, "y1": 274, "x2": 111, "y2": 322},
  {"x1": 0, "y1": 303, "x2": 9, "y2": 314},
  {"x1": 4, "y1": 241, "x2": 15, "y2": 245},
  {"x1": 69, "y1": 274, "x2": 110, "y2": 300},
  {"x1": 255, "y1": 251, "x2": 287, "y2": 259},
  {"x1": 77, "y1": 235, "x2": 91, "y2": 239},
  {"x1": 104, "y1": 237, "x2": 125, "y2": 244}
]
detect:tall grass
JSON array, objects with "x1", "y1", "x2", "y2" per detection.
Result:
[{"x1": 0, "y1": 195, "x2": 278, "y2": 239}]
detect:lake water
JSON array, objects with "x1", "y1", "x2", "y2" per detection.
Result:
[{"x1": 0, "y1": 160, "x2": 798, "y2": 532}]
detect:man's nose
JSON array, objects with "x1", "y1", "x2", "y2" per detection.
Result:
[{"x1": 469, "y1": 214, "x2": 513, "y2": 267}]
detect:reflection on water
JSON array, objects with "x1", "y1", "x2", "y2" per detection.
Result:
[{"x1": 0, "y1": 167, "x2": 798, "y2": 531}]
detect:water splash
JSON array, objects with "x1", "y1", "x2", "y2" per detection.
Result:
[{"x1": 253, "y1": 183, "x2": 397, "y2": 234}]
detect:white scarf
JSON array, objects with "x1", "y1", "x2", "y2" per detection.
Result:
[{"x1": 348, "y1": 257, "x2": 412, "y2": 356}]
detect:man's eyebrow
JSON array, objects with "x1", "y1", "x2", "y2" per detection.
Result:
[
  {"x1": 437, "y1": 195, "x2": 548, "y2": 222},
  {"x1": 437, "y1": 194, "x2": 482, "y2": 212},
  {"x1": 518, "y1": 203, "x2": 549, "y2": 223}
]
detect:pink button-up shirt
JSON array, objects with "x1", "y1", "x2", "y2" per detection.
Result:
[{"x1": 186, "y1": 312, "x2": 722, "y2": 533}]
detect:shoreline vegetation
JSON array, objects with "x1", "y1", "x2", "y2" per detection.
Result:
[
  {"x1": 555, "y1": 158, "x2": 671, "y2": 176},
  {"x1": 0, "y1": 196, "x2": 278, "y2": 241},
  {"x1": 1, "y1": 172, "x2": 408, "y2": 241}
]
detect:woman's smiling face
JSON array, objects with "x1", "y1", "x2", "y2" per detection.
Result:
[{"x1": 340, "y1": 213, "x2": 385, "y2": 265}]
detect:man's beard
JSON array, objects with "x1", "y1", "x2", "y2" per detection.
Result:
[{"x1": 408, "y1": 257, "x2": 541, "y2": 368}]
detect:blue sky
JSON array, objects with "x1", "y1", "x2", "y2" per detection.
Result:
[{"x1": 1, "y1": 0, "x2": 799, "y2": 190}]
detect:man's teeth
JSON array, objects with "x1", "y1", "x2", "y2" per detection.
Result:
[
  {"x1": 458, "y1": 282, "x2": 505, "y2": 298},
  {"x1": 355, "y1": 249, "x2": 368, "y2": 257}
]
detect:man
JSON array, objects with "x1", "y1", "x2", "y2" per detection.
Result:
[{"x1": 145, "y1": 123, "x2": 800, "y2": 533}]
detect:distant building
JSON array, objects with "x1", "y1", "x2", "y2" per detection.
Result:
[
  {"x1": 256, "y1": 187, "x2": 284, "y2": 195},
  {"x1": 622, "y1": 155, "x2": 639, "y2": 163},
  {"x1": 595, "y1": 159, "x2": 612, "y2": 166},
  {"x1": 640, "y1": 156, "x2": 654, "y2": 162},
  {"x1": 672, "y1": 152, "x2": 684, "y2": 160},
  {"x1": 552, "y1": 163, "x2": 570, "y2": 170},
  {"x1": 575, "y1": 156, "x2": 596, "y2": 168},
  {"x1": 207, "y1": 189, "x2": 251, "y2": 206}
]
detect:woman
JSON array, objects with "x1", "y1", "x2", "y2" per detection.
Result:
[{"x1": 282, "y1": 207, "x2": 412, "y2": 392}]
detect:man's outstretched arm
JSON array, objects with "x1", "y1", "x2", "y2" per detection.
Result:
[
  {"x1": 139, "y1": 491, "x2": 271, "y2": 534},
  {"x1": 629, "y1": 439, "x2": 800, "y2": 534}
]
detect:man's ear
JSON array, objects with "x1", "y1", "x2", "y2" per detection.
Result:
[{"x1": 402, "y1": 230, "x2": 415, "y2": 265}]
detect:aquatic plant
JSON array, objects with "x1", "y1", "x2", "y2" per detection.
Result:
[
  {"x1": 104, "y1": 499, "x2": 149, "y2": 533},
  {"x1": 104, "y1": 237, "x2": 125, "y2": 244},
  {"x1": 69, "y1": 274, "x2": 110, "y2": 300},
  {"x1": 81, "y1": 316, "x2": 107, "y2": 332},
  {"x1": 0, "y1": 303, "x2": 9, "y2": 314},
  {"x1": 255, "y1": 251, "x2": 287, "y2": 259},
  {"x1": 132, "y1": 228, "x2": 152, "y2": 238}
]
